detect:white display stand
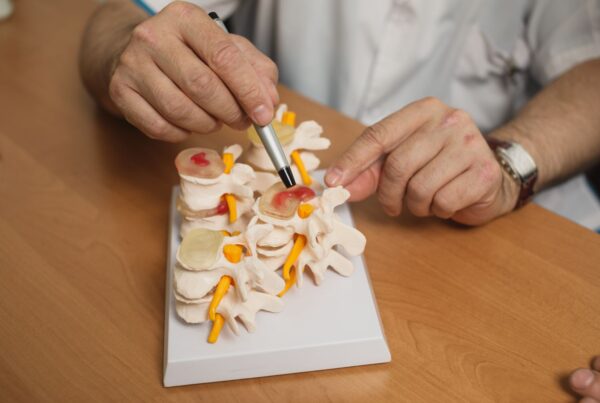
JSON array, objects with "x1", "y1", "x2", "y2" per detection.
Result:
[{"x1": 163, "y1": 172, "x2": 391, "y2": 387}]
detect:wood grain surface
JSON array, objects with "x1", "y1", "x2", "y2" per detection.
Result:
[{"x1": 1, "y1": 1, "x2": 599, "y2": 402}]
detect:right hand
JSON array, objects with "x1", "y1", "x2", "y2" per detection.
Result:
[
  {"x1": 108, "y1": 1, "x2": 279, "y2": 142},
  {"x1": 570, "y1": 356, "x2": 600, "y2": 402}
]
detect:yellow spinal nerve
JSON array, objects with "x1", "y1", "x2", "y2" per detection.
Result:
[
  {"x1": 207, "y1": 244, "x2": 243, "y2": 343},
  {"x1": 291, "y1": 150, "x2": 312, "y2": 186}
]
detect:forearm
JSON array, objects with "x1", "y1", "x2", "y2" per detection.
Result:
[
  {"x1": 79, "y1": 0, "x2": 146, "y2": 114},
  {"x1": 490, "y1": 58, "x2": 600, "y2": 191}
]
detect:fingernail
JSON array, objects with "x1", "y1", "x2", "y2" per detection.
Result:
[
  {"x1": 325, "y1": 167, "x2": 344, "y2": 186},
  {"x1": 571, "y1": 369, "x2": 594, "y2": 389},
  {"x1": 252, "y1": 104, "x2": 272, "y2": 126}
]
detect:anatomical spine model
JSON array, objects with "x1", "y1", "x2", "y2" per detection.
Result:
[{"x1": 173, "y1": 113, "x2": 365, "y2": 344}]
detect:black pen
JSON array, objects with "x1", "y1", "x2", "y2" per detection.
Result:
[{"x1": 209, "y1": 11, "x2": 296, "y2": 188}]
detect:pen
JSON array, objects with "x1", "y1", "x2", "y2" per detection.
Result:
[{"x1": 209, "y1": 11, "x2": 296, "y2": 188}]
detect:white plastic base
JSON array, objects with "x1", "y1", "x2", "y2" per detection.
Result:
[{"x1": 163, "y1": 171, "x2": 391, "y2": 387}]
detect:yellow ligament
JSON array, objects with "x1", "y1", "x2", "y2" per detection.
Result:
[
  {"x1": 283, "y1": 234, "x2": 306, "y2": 281},
  {"x1": 278, "y1": 266, "x2": 297, "y2": 297},
  {"x1": 208, "y1": 313, "x2": 225, "y2": 344},
  {"x1": 290, "y1": 150, "x2": 312, "y2": 186}
]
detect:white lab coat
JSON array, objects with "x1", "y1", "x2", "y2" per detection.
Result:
[{"x1": 138, "y1": 0, "x2": 600, "y2": 230}]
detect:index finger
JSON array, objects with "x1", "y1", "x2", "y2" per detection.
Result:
[
  {"x1": 324, "y1": 97, "x2": 447, "y2": 187},
  {"x1": 175, "y1": 5, "x2": 275, "y2": 125}
]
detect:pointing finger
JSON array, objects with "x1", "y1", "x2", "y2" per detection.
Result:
[{"x1": 325, "y1": 97, "x2": 447, "y2": 187}]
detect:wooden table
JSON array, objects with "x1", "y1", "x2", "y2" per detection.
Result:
[{"x1": 1, "y1": 1, "x2": 599, "y2": 402}]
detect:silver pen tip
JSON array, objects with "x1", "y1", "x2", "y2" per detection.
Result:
[{"x1": 278, "y1": 166, "x2": 296, "y2": 188}]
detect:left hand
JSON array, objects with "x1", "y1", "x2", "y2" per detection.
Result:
[{"x1": 325, "y1": 97, "x2": 519, "y2": 225}]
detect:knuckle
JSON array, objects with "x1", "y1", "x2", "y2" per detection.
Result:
[
  {"x1": 478, "y1": 159, "x2": 502, "y2": 185},
  {"x1": 263, "y1": 58, "x2": 279, "y2": 82},
  {"x1": 450, "y1": 109, "x2": 470, "y2": 124},
  {"x1": 194, "y1": 121, "x2": 219, "y2": 134},
  {"x1": 376, "y1": 187, "x2": 400, "y2": 216},
  {"x1": 420, "y1": 96, "x2": 443, "y2": 110},
  {"x1": 461, "y1": 131, "x2": 480, "y2": 146},
  {"x1": 407, "y1": 177, "x2": 429, "y2": 203},
  {"x1": 164, "y1": 1, "x2": 196, "y2": 18},
  {"x1": 108, "y1": 78, "x2": 126, "y2": 103},
  {"x1": 146, "y1": 118, "x2": 169, "y2": 139},
  {"x1": 226, "y1": 113, "x2": 250, "y2": 129},
  {"x1": 237, "y1": 83, "x2": 264, "y2": 106},
  {"x1": 117, "y1": 49, "x2": 136, "y2": 68},
  {"x1": 211, "y1": 41, "x2": 241, "y2": 70},
  {"x1": 186, "y1": 70, "x2": 217, "y2": 97},
  {"x1": 406, "y1": 199, "x2": 429, "y2": 217},
  {"x1": 337, "y1": 149, "x2": 361, "y2": 170},
  {"x1": 382, "y1": 153, "x2": 406, "y2": 182},
  {"x1": 432, "y1": 192, "x2": 455, "y2": 217},
  {"x1": 131, "y1": 23, "x2": 157, "y2": 47},
  {"x1": 361, "y1": 126, "x2": 387, "y2": 153},
  {"x1": 162, "y1": 98, "x2": 191, "y2": 121},
  {"x1": 204, "y1": 120, "x2": 223, "y2": 133}
]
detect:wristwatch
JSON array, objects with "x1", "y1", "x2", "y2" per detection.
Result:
[{"x1": 486, "y1": 138, "x2": 538, "y2": 209}]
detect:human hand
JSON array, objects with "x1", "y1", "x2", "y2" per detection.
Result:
[
  {"x1": 108, "y1": 1, "x2": 278, "y2": 142},
  {"x1": 325, "y1": 97, "x2": 520, "y2": 225},
  {"x1": 570, "y1": 356, "x2": 600, "y2": 402}
]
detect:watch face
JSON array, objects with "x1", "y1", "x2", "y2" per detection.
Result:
[
  {"x1": 504, "y1": 143, "x2": 537, "y2": 183},
  {"x1": 487, "y1": 139, "x2": 538, "y2": 209}
]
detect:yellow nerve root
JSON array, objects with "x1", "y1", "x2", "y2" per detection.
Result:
[
  {"x1": 223, "y1": 244, "x2": 243, "y2": 263},
  {"x1": 208, "y1": 275, "x2": 232, "y2": 321},
  {"x1": 208, "y1": 313, "x2": 224, "y2": 344},
  {"x1": 297, "y1": 203, "x2": 314, "y2": 218},
  {"x1": 282, "y1": 111, "x2": 296, "y2": 127},
  {"x1": 283, "y1": 234, "x2": 306, "y2": 280},
  {"x1": 222, "y1": 153, "x2": 234, "y2": 174},
  {"x1": 224, "y1": 194, "x2": 237, "y2": 223},
  {"x1": 291, "y1": 150, "x2": 312, "y2": 186},
  {"x1": 278, "y1": 266, "x2": 297, "y2": 297}
]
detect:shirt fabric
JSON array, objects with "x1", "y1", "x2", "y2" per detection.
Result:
[{"x1": 136, "y1": 0, "x2": 600, "y2": 230}]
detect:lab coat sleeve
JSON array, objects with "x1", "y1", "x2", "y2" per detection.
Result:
[
  {"x1": 132, "y1": 0, "x2": 240, "y2": 18},
  {"x1": 527, "y1": 0, "x2": 600, "y2": 85}
]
